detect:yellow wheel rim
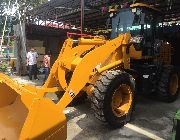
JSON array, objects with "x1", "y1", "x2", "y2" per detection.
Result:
[
  {"x1": 169, "y1": 74, "x2": 179, "y2": 95},
  {"x1": 111, "y1": 84, "x2": 133, "y2": 117}
]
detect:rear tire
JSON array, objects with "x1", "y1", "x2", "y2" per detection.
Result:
[
  {"x1": 157, "y1": 65, "x2": 179, "y2": 102},
  {"x1": 91, "y1": 70, "x2": 135, "y2": 128}
]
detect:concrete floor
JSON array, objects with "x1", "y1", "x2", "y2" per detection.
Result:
[
  {"x1": 66, "y1": 96, "x2": 179, "y2": 140},
  {"x1": 12, "y1": 75, "x2": 180, "y2": 140}
]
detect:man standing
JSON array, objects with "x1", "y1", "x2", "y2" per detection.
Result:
[{"x1": 26, "y1": 48, "x2": 38, "y2": 80}]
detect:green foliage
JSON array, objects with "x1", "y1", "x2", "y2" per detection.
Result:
[
  {"x1": 0, "y1": 61, "x2": 8, "y2": 72},
  {"x1": 8, "y1": 39, "x2": 14, "y2": 46}
]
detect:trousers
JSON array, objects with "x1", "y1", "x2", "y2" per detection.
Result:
[{"x1": 29, "y1": 64, "x2": 38, "y2": 80}]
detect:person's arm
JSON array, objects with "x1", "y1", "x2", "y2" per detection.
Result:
[
  {"x1": 36, "y1": 52, "x2": 38, "y2": 58},
  {"x1": 48, "y1": 56, "x2": 50, "y2": 68},
  {"x1": 26, "y1": 52, "x2": 29, "y2": 65}
]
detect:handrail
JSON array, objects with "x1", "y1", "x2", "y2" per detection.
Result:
[{"x1": 67, "y1": 32, "x2": 93, "y2": 38}]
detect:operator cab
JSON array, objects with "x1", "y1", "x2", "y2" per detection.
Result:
[{"x1": 111, "y1": 3, "x2": 163, "y2": 57}]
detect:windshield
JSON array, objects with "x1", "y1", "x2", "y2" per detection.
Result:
[{"x1": 111, "y1": 8, "x2": 144, "y2": 38}]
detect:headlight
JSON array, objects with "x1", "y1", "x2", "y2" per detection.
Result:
[{"x1": 130, "y1": 36, "x2": 143, "y2": 44}]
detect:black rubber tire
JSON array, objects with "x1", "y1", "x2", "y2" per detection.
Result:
[
  {"x1": 91, "y1": 70, "x2": 136, "y2": 128},
  {"x1": 157, "y1": 65, "x2": 180, "y2": 102}
]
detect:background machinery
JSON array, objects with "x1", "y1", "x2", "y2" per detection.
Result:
[{"x1": 0, "y1": 3, "x2": 179, "y2": 140}]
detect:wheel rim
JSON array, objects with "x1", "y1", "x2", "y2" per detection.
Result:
[
  {"x1": 111, "y1": 84, "x2": 133, "y2": 117},
  {"x1": 169, "y1": 74, "x2": 179, "y2": 95}
]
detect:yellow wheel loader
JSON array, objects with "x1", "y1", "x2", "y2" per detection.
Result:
[
  {"x1": 0, "y1": 3, "x2": 179, "y2": 139},
  {"x1": 0, "y1": 33, "x2": 134, "y2": 139}
]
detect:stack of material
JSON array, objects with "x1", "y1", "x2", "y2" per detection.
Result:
[{"x1": 34, "y1": 47, "x2": 45, "y2": 68}]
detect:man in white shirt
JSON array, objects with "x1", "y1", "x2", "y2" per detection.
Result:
[{"x1": 26, "y1": 48, "x2": 38, "y2": 80}]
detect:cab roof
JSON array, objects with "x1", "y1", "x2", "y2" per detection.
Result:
[{"x1": 130, "y1": 3, "x2": 161, "y2": 13}]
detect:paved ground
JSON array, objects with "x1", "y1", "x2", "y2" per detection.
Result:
[{"x1": 12, "y1": 75, "x2": 180, "y2": 140}]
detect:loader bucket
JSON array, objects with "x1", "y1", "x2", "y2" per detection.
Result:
[{"x1": 0, "y1": 74, "x2": 67, "y2": 140}]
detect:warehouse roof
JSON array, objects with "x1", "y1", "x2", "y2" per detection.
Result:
[{"x1": 26, "y1": 0, "x2": 180, "y2": 30}]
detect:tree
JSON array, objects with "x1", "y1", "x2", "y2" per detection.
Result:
[{"x1": 0, "y1": 0, "x2": 48, "y2": 37}]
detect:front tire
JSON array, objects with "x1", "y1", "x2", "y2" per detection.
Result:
[{"x1": 91, "y1": 70, "x2": 135, "y2": 128}]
